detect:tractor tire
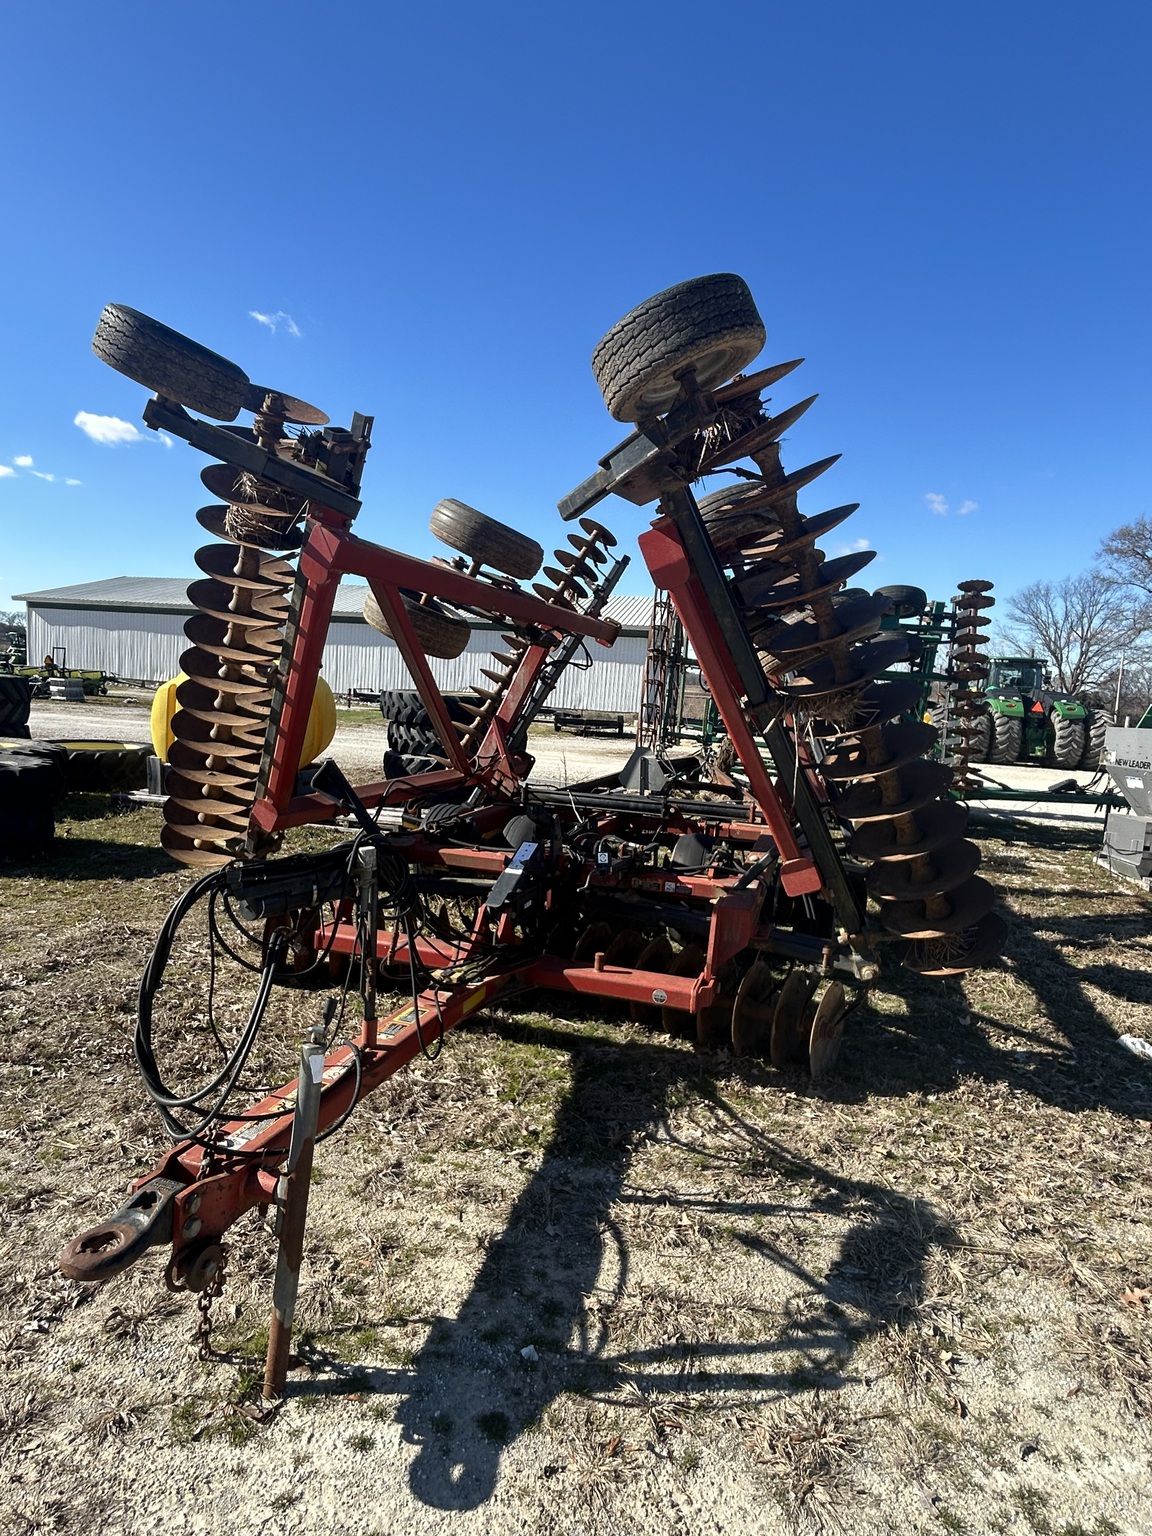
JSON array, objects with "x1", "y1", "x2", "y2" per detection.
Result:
[
  {"x1": 378, "y1": 690, "x2": 473, "y2": 728},
  {"x1": 875, "y1": 584, "x2": 928, "y2": 619},
  {"x1": 92, "y1": 304, "x2": 249, "y2": 421},
  {"x1": 386, "y1": 722, "x2": 441, "y2": 757},
  {"x1": 1081, "y1": 710, "x2": 1111, "y2": 770},
  {"x1": 363, "y1": 592, "x2": 471, "y2": 661},
  {"x1": 429, "y1": 498, "x2": 543, "y2": 581},
  {"x1": 382, "y1": 750, "x2": 445, "y2": 779},
  {"x1": 990, "y1": 713, "x2": 1022, "y2": 764},
  {"x1": 0, "y1": 676, "x2": 32, "y2": 735},
  {"x1": 1051, "y1": 714, "x2": 1086, "y2": 769},
  {"x1": 592, "y1": 274, "x2": 766, "y2": 423},
  {"x1": 52, "y1": 740, "x2": 155, "y2": 793},
  {"x1": 0, "y1": 742, "x2": 68, "y2": 859},
  {"x1": 966, "y1": 711, "x2": 993, "y2": 763}
]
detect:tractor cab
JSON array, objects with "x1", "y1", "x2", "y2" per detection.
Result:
[{"x1": 987, "y1": 657, "x2": 1045, "y2": 695}]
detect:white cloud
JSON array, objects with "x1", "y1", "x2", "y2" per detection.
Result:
[
  {"x1": 0, "y1": 465, "x2": 15, "y2": 480},
  {"x1": 74, "y1": 411, "x2": 143, "y2": 446},
  {"x1": 833, "y1": 535, "x2": 871, "y2": 557},
  {"x1": 925, "y1": 492, "x2": 949, "y2": 517},
  {"x1": 65, "y1": 478, "x2": 82, "y2": 487},
  {"x1": 12, "y1": 454, "x2": 33, "y2": 468},
  {"x1": 956, "y1": 499, "x2": 978, "y2": 517},
  {"x1": 249, "y1": 309, "x2": 301, "y2": 338},
  {"x1": 30, "y1": 470, "x2": 56, "y2": 482}
]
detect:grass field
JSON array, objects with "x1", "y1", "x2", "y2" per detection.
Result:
[{"x1": 0, "y1": 801, "x2": 1149, "y2": 1535}]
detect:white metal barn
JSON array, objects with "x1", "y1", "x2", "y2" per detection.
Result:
[{"x1": 14, "y1": 578, "x2": 653, "y2": 714}]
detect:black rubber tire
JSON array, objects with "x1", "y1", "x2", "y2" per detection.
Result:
[
  {"x1": 51, "y1": 740, "x2": 155, "y2": 793},
  {"x1": 378, "y1": 690, "x2": 473, "y2": 728},
  {"x1": 1051, "y1": 715, "x2": 1086, "y2": 769},
  {"x1": 990, "y1": 713, "x2": 1022, "y2": 764},
  {"x1": 1081, "y1": 710, "x2": 1111, "y2": 770},
  {"x1": 966, "y1": 711, "x2": 992, "y2": 763},
  {"x1": 0, "y1": 742, "x2": 67, "y2": 858},
  {"x1": 387, "y1": 721, "x2": 441, "y2": 756},
  {"x1": 875, "y1": 584, "x2": 928, "y2": 619},
  {"x1": 92, "y1": 304, "x2": 249, "y2": 421},
  {"x1": 363, "y1": 592, "x2": 471, "y2": 661},
  {"x1": 0, "y1": 676, "x2": 31, "y2": 731},
  {"x1": 0, "y1": 724, "x2": 30, "y2": 740},
  {"x1": 429, "y1": 498, "x2": 543, "y2": 581},
  {"x1": 382, "y1": 750, "x2": 445, "y2": 779},
  {"x1": 592, "y1": 274, "x2": 766, "y2": 423}
]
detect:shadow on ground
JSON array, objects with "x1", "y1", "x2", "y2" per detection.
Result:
[{"x1": 293, "y1": 1014, "x2": 949, "y2": 1510}]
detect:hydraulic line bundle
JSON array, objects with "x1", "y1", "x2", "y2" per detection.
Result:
[{"x1": 60, "y1": 276, "x2": 1005, "y2": 1387}]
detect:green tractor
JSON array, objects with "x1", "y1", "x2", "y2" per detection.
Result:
[{"x1": 970, "y1": 657, "x2": 1109, "y2": 769}]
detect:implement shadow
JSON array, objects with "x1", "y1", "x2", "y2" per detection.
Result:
[
  {"x1": 367, "y1": 1013, "x2": 953, "y2": 1512},
  {"x1": 829, "y1": 818, "x2": 1152, "y2": 1122}
]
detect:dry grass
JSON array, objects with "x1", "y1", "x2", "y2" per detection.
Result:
[{"x1": 0, "y1": 800, "x2": 1149, "y2": 1535}]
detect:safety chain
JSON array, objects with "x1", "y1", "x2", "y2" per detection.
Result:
[{"x1": 195, "y1": 1253, "x2": 226, "y2": 1362}]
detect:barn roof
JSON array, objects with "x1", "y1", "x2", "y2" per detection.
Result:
[{"x1": 13, "y1": 577, "x2": 656, "y2": 634}]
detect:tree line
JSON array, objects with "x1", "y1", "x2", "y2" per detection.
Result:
[{"x1": 998, "y1": 514, "x2": 1152, "y2": 719}]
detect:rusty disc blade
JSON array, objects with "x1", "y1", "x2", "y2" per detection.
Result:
[
  {"x1": 867, "y1": 838, "x2": 981, "y2": 900},
  {"x1": 834, "y1": 758, "x2": 955, "y2": 823},
  {"x1": 769, "y1": 970, "x2": 820, "y2": 1068},
  {"x1": 757, "y1": 592, "x2": 889, "y2": 663},
  {"x1": 243, "y1": 385, "x2": 329, "y2": 426},
  {"x1": 180, "y1": 645, "x2": 274, "y2": 689},
  {"x1": 164, "y1": 806, "x2": 251, "y2": 841},
  {"x1": 629, "y1": 936, "x2": 677, "y2": 1026},
  {"x1": 772, "y1": 635, "x2": 910, "y2": 701},
  {"x1": 171, "y1": 716, "x2": 264, "y2": 758},
  {"x1": 194, "y1": 543, "x2": 295, "y2": 591},
  {"x1": 807, "y1": 983, "x2": 849, "y2": 1081},
  {"x1": 743, "y1": 549, "x2": 877, "y2": 613},
  {"x1": 817, "y1": 721, "x2": 939, "y2": 782},
  {"x1": 851, "y1": 799, "x2": 969, "y2": 861},
  {"x1": 174, "y1": 678, "x2": 272, "y2": 721},
  {"x1": 661, "y1": 944, "x2": 705, "y2": 1038},
  {"x1": 697, "y1": 395, "x2": 818, "y2": 471},
  {"x1": 183, "y1": 612, "x2": 284, "y2": 663},
  {"x1": 811, "y1": 678, "x2": 924, "y2": 735},
  {"x1": 166, "y1": 739, "x2": 259, "y2": 783},
  {"x1": 735, "y1": 504, "x2": 861, "y2": 566},
  {"x1": 186, "y1": 578, "x2": 289, "y2": 626},
  {"x1": 160, "y1": 823, "x2": 237, "y2": 868},
  {"x1": 165, "y1": 766, "x2": 253, "y2": 805},
  {"x1": 200, "y1": 464, "x2": 306, "y2": 515},
  {"x1": 603, "y1": 929, "x2": 645, "y2": 967},
  {"x1": 532, "y1": 583, "x2": 574, "y2": 607},
  {"x1": 572, "y1": 921, "x2": 613, "y2": 963},
  {"x1": 880, "y1": 875, "x2": 997, "y2": 939},
  {"x1": 956, "y1": 579, "x2": 994, "y2": 594},
  {"x1": 712, "y1": 358, "x2": 804, "y2": 403},
  {"x1": 578, "y1": 518, "x2": 617, "y2": 548},
  {"x1": 898, "y1": 910, "x2": 1007, "y2": 978},
  {"x1": 731, "y1": 960, "x2": 778, "y2": 1057},
  {"x1": 196, "y1": 503, "x2": 304, "y2": 553}
]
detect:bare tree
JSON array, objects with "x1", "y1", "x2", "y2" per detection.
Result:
[
  {"x1": 1003, "y1": 571, "x2": 1146, "y2": 694},
  {"x1": 1100, "y1": 514, "x2": 1152, "y2": 596}
]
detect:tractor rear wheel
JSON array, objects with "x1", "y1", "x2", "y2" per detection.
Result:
[
  {"x1": 1081, "y1": 710, "x2": 1111, "y2": 770},
  {"x1": 1051, "y1": 714, "x2": 1085, "y2": 768},
  {"x1": 990, "y1": 713, "x2": 1022, "y2": 763},
  {"x1": 966, "y1": 711, "x2": 992, "y2": 763}
]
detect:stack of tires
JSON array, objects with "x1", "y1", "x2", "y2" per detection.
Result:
[
  {"x1": 0, "y1": 676, "x2": 31, "y2": 740},
  {"x1": 379, "y1": 690, "x2": 467, "y2": 777},
  {"x1": 0, "y1": 741, "x2": 68, "y2": 859}
]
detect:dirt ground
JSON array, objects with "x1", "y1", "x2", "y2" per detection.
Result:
[{"x1": 2, "y1": 709, "x2": 1150, "y2": 1535}]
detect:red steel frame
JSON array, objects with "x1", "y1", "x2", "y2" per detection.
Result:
[{"x1": 64, "y1": 492, "x2": 836, "y2": 1280}]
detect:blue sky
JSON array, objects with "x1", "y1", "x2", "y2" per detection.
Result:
[{"x1": 3, "y1": 2, "x2": 1149, "y2": 616}]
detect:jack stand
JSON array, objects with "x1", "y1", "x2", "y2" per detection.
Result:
[{"x1": 262, "y1": 1019, "x2": 327, "y2": 1401}]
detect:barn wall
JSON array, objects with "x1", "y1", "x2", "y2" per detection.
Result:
[{"x1": 26, "y1": 606, "x2": 648, "y2": 714}]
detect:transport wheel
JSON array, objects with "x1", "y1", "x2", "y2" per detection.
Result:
[
  {"x1": 363, "y1": 591, "x2": 472, "y2": 660},
  {"x1": 591, "y1": 273, "x2": 766, "y2": 423},
  {"x1": 91, "y1": 304, "x2": 249, "y2": 421},
  {"x1": 989, "y1": 713, "x2": 1022, "y2": 764},
  {"x1": 429, "y1": 499, "x2": 543, "y2": 581},
  {"x1": 1051, "y1": 713, "x2": 1086, "y2": 768},
  {"x1": 874, "y1": 584, "x2": 928, "y2": 619},
  {"x1": 53, "y1": 740, "x2": 154, "y2": 793}
]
